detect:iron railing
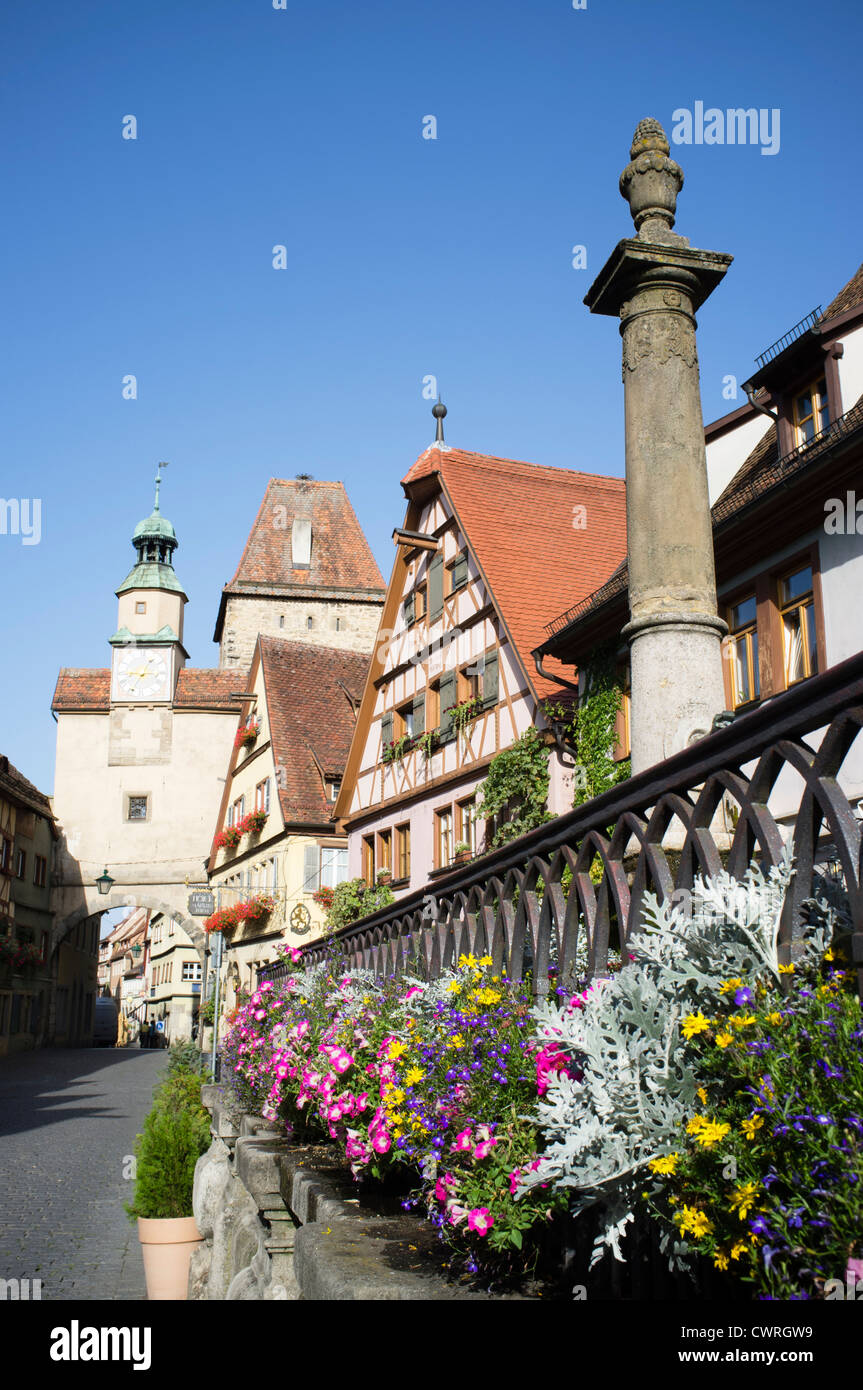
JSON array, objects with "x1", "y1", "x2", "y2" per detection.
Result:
[
  {"x1": 261, "y1": 651, "x2": 863, "y2": 996},
  {"x1": 754, "y1": 307, "x2": 822, "y2": 369}
]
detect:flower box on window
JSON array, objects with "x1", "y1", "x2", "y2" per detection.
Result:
[
  {"x1": 450, "y1": 697, "x2": 483, "y2": 732},
  {"x1": 238, "y1": 810, "x2": 267, "y2": 837},
  {"x1": 234, "y1": 719, "x2": 260, "y2": 751},
  {"x1": 0, "y1": 937, "x2": 42, "y2": 971},
  {"x1": 238, "y1": 894, "x2": 274, "y2": 923},
  {"x1": 214, "y1": 825, "x2": 242, "y2": 852},
  {"x1": 412, "y1": 729, "x2": 439, "y2": 761},
  {"x1": 312, "y1": 886, "x2": 335, "y2": 910},
  {"x1": 382, "y1": 733, "x2": 412, "y2": 765}
]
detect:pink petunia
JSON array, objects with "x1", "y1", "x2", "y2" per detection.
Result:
[
  {"x1": 371, "y1": 1129, "x2": 391, "y2": 1155},
  {"x1": 467, "y1": 1207, "x2": 494, "y2": 1237},
  {"x1": 451, "y1": 1128, "x2": 473, "y2": 1153}
]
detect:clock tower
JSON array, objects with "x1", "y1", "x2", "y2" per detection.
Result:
[{"x1": 110, "y1": 465, "x2": 188, "y2": 703}]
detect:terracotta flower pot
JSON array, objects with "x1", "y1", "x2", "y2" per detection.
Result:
[{"x1": 137, "y1": 1216, "x2": 202, "y2": 1300}]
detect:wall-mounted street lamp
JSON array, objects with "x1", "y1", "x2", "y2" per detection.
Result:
[{"x1": 96, "y1": 868, "x2": 115, "y2": 896}]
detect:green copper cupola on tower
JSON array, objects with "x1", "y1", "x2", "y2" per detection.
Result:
[{"x1": 110, "y1": 463, "x2": 189, "y2": 703}]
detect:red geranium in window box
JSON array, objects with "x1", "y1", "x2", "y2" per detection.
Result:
[
  {"x1": 238, "y1": 810, "x2": 267, "y2": 837},
  {"x1": 214, "y1": 825, "x2": 242, "y2": 852},
  {"x1": 234, "y1": 719, "x2": 260, "y2": 751}
]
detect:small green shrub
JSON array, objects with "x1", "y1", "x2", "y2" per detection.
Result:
[
  {"x1": 126, "y1": 1072, "x2": 210, "y2": 1221},
  {"x1": 166, "y1": 1039, "x2": 207, "y2": 1077}
]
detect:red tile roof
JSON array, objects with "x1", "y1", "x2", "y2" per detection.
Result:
[
  {"x1": 52, "y1": 669, "x2": 112, "y2": 712},
  {"x1": 224, "y1": 479, "x2": 386, "y2": 595},
  {"x1": 258, "y1": 638, "x2": 370, "y2": 825},
  {"x1": 52, "y1": 667, "x2": 245, "y2": 712},
  {"x1": 401, "y1": 446, "x2": 627, "y2": 696},
  {"x1": 175, "y1": 669, "x2": 247, "y2": 710}
]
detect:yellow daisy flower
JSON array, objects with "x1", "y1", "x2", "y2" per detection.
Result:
[
  {"x1": 648, "y1": 1154, "x2": 679, "y2": 1176},
  {"x1": 681, "y1": 1012, "x2": 711, "y2": 1040}
]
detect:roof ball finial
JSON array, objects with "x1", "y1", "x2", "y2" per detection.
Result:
[
  {"x1": 432, "y1": 396, "x2": 447, "y2": 444},
  {"x1": 619, "y1": 118, "x2": 685, "y2": 245}
]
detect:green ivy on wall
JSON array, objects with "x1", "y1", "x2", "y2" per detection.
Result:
[
  {"x1": 476, "y1": 727, "x2": 553, "y2": 849},
  {"x1": 546, "y1": 644, "x2": 631, "y2": 810}
]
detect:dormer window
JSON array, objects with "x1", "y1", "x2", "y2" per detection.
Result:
[{"x1": 793, "y1": 377, "x2": 829, "y2": 444}]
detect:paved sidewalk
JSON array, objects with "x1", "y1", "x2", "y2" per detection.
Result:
[{"x1": 0, "y1": 1047, "x2": 168, "y2": 1301}]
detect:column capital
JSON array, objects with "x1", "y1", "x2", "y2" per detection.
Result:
[{"x1": 585, "y1": 238, "x2": 733, "y2": 318}]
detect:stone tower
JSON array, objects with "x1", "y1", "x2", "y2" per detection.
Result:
[
  {"x1": 214, "y1": 478, "x2": 386, "y2": 671},
  {"x1": 585, "y1": 118, "x2": 732, "y2": 773}
]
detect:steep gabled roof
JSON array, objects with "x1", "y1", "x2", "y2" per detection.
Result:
[
  {"x1": 213, "y1": 480, "x2": 386, "y2": 642},
  {"x1": 259, "y1": 638, "x2": 369, "y2": 826},
  {"x1": 401, "y1": 446, "x2": 627, "y2": 697}
]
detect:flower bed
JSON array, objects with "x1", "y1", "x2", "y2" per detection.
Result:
[{"x1": 220, "y1": 858, "x2": 862, "y2": 1296}]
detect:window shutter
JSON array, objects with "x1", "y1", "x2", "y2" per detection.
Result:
[
  {"x1": 483, "y1": 650, "x2": 499, "y2": 706},
  {"x1": 452, "y1": 553, "x2": 468, "y2": 590},
  {"x1": 403, "y1": 592, "x2": 415, "y2": 625},
  {"x1": 412, "y1": 694, "x2": 425, "y2": 736},
  {"x1": 439, "y1": 672, "x2": 456, "y2": 734},
  {"x1": 428, "y1": 553, "x2": 444, "y2": 618},
  {"x1": 381, "y1": 712, "x2": 394, "y2": 749},
  {"x1": 264, "y1": 779, "x2": 270, "y2": 813},
  {"x1": 303, "y1": 843, "x2": 320, "y2": 891}
]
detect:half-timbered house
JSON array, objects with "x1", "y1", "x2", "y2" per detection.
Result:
[{"x1": 333, "y1": 439, "x2": 627, "y2": 894}]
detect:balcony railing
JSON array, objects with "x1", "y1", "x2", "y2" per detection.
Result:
[
  {"x1": 261, "y1": 651, "x2": 863, "y2": 998},
  {"x1": 754, "y1": 307, "x2": 822, "y2": 369}
]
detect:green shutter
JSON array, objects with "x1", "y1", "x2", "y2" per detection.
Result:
[
  {"x1": 412, "y1": 694, "x2": 425, "y2": 736},
  {"x1": 483, "y1": 650, "x2": 499, "y2": 706},
  {"x1": 452, "y1": 553, "x2": 468, "y2": 590},
  {"x1": 403, "y1": 592, "x2": 415, "y2": 625},
  {"x1": 429, "y1": 553, "x2": 444, "y2": 618},
  {"x1": 381, "y1": 712, "x2": 394, "y2": 749},
  {"x1": 303, "y1": 843, "x2": 320, "y2": 891},
  {"x1": 439, "y1": 672, "x2": 456, "y2": 734}
]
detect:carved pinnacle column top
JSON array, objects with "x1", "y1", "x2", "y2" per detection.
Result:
[{"x1": 619, "y1": 118, "x2": 687, "y2": 246}]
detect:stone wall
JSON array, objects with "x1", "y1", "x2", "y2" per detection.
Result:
[
  {"x1": 219, "y1": 595, "x2": 384, "y2": 670},
  {"x1": 190, "y1": 1084, "x2": 503, "y2": 1301}
]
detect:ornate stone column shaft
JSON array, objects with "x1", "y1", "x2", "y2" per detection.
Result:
[{"x1": 585, "y1": 118, "x2": 732, "y2": 773}]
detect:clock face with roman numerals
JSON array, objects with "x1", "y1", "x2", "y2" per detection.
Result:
[{"x1": 113, "y1": 648, "x2": 171, "y2": 701}]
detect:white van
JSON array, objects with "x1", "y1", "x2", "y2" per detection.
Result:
[{"x1": 93, "y1": 997, "x2": 119, "y2": 1046}]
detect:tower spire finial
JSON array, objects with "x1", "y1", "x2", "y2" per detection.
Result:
[
  {"x1": 154, "y1": 461, "x2": 169, "y2": 513},
  {"x1": 432, "y1": 396, "x2": 447, "y2": 444}
]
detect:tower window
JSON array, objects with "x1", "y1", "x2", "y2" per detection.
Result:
[
  {"x1": 136, "y1": 602, "x2": 147, "y2": 614},
  {"x1": 307, "y1": 616, "x2": 313, "y2": 630},
  {"x1": 335, "y1": 617, "x2": 341, "y2": 632},
  {"x1": 127, "y1": 795, "x2": 149, "y2": 821},
  {"x1": 279, "y1": 615, "x2": 285, "y2": 629},
  {"x1": 292, "y1": 517, "x2": 313, "y2": 568}
]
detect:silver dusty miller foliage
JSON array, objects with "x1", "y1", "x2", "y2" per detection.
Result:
[{"x1": 522, "y1": 846, "x2": 836, "y2": 1268}]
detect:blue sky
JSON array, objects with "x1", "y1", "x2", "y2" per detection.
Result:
[{"x1": 2, "y1": 0, "x2": 861, "y2": 795}]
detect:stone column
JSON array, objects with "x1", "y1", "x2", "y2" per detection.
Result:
[{"x1": 585, "y1": 118, "x2": 732, "y2": 774}]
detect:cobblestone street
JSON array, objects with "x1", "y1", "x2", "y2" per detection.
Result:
[{"x1": 0, "y1": 1048, "x2": 168, "y2": 1301}]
